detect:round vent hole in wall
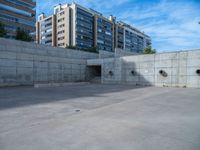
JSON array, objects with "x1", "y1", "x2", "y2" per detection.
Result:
[
  {"x1": 131, "y1": 70, "x2": 136, "y2": 76},
  {"x1": 196, "y1": 69, "x2": 200, "y2": 76},
  {"x1": 159, "y1": 70, "x2": 168, "y2": 77},
  {"x1": 109, "y1": 71, "x2": 113, "y2": 76}
]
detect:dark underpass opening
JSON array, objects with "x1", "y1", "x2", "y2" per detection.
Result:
[{"x1": 87, "y1": 66, "x2": 101, "y2": 83}]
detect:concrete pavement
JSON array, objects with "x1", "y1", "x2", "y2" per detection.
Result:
[{"x1": 0, "y1": 84, "x2": 200, "y2": 150}]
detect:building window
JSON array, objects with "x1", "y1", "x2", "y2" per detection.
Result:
[
  {"x1": 45, "y1": 40, "x2": 52, "y2": 44},
  {"x1": 98, "y1": 29, "x2": 102, "y2": 32},
  {"x1": 58, "y1": 18, "x2": 64, "y2": 22},
  {"x1": 97, "y1": 40, "x2": 104, "y2": 44},
  {"x1": 0, "y1": 3, "x2": 33, "y2": 17},
  {"x1": 45, "y1": 23, "x2": 52, "y2": 27},
  {"x1": 57, "y1": 30, "x2": 65, "y2": 34},
  {"x1": 60, "y1": 12, "x2": 64, "y2": 16},
  {"x1": 45, "y1": 18, "x2": 52, "y2": 22},
  {"x1": 58, "y1": 24, "x2": 65, "y2": 28},
  {"x1": 58, "y1": 36, "x2": 65, "y2": 40},
  {"x1": 105, "y1": 31, "x2": 111, "y2": 35},
  {"x1": 58, "y1": 43, "x2": 65, "y2": 46},
  {"x1": 5, "y1": 0, "x2": 35, "y2": 9},
  {"x1": 0, "y1": 13, "x2": 35, "y2": 27},
  {"x1": 45, "y1": 29, "x2": 52, "y2": 33}
]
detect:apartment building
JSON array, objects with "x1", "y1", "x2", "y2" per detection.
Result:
[
  {"x1": 0, "y1": 0, "x2": 36, "y2": 39},
  {"x1": 36, "y1": 3, "x2": 95, "y2": 49},
  {"x1": 36, "y1": 2, "x2": 151, "y2": 53},
  {"x1": 115, "y1": 21, "x2": 151, "y2": 53},
  {"x1": 36, "y1": 4, "x2": 71, "y2": 47},
  {"x1": 36, "y1": 13, "x2": 56, "y2": 46}
]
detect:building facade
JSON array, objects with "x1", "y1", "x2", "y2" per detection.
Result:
[
  {"x1": 36, "y1": 3, "x2": 151, "y2": 53},
  {"x1": 54, "y1": 4, "x2": 71, "y2": 47},
  {"x1": 115, "y1": 21, "x2": 151, "y2": 53},
  {"x1": 94, "y1": 15, "x2": 114, "y2": 51},
  {"x1": 114, "y1": 21, "x2": 124, "y2": 50},
  {"x1": 36, "y1": 13, "x2": 56, "y2": 46},
  {"x1": 0, "y1": 0, "x2": 36, "y2": 39},
  {"x1": 70, "y1": 3, "x2": 94, "y2": 49}
]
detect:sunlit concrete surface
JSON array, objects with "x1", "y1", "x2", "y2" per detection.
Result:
[{"x1": 0, "y1": 84, "x2": 200, "y2": 150}]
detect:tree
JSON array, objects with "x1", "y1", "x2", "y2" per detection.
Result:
[
  {"x1": 144, "y1": 46, "x2": 156, "y2": 54},
  {"x1": 15, "y1": 27, "x2": 32, "y2": 42},
  {"x1": 0, "y1": 22, "x2": 7, "y2": 37},
  {"x1": 82, "y1": 46, "x2": 97, "y2": 53},
  {"x1": 65, "y1": 45, "x2": 77, "y2": 49}
]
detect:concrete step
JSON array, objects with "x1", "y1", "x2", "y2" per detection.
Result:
[{"x1": 34, "y1": 82, "x2": 90, "y2": 88}]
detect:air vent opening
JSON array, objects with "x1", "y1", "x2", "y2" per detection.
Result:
[
  {"x1": 196, "y1": 69, "x2": 200, "y2": 76},
  {"x1": 159, "y1": 70, "x2": 168, "y2": 77},
  {"x1": 109, "y1": 71, "x2": 113, "y2": 76},
  {"x1": 131, "y1": 70, "x2": 136, "y2": 76}
]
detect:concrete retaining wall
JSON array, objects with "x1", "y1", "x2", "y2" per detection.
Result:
[
  {"x1": 1, "y1": 38, "x2": 199, "y2": 88},
  {"x1": 102, "y1": 50, "x2": 200, "y2": 88},
  {"x1": 0, "y1": 38, "x2": 98, "y2": 86}
]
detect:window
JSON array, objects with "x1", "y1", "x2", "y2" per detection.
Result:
[
  {"x1": 45, "y1": 18, "x2": 52, "y2": 22},
  {"x1": 45, "y1": 23, "x2": 52, "y2": 27},
  {"x1": 98, "y1": 29, "x2": 102, "y2": 32},
  {"x1": 45, "y1": 40, "x2": 52, "y2": 44},
  {"x1": 45, "y1": 28, "x2": 52, "y2": 33},
  {"x1": 46, "y1": 34, "x2": 52, "y2": 38},
  {"x1": 58, "y1": 36, "x2": 64, "y2": 40},
  {"x1": 58, "y1": 18, "x2": 64, "y2": 22},
  {"x1": 0, "y1": 14, "x2": 35, "y2": 27},
  {"x1": 57, "y1": 30, "x2": 65, "y2": 34},
  {"x1": 5, "y1": 0, "x2": 35, "y2": 9},
  {"x1": 105, "y1": 31, "x2": 111, "y2": 35},
  {"x1": 97, "y1": 40, "x2": 104, "y2": 44},
  {"x1": 58, "y1": 43, "x2": 65, "y2": 46},
  {"x1": 0, "y1": 3, "x2": 33, "y2": 17},
  {"x1": 58, "y1": 24, "x2": 65, "y2": 28},
  {"x1": 60, "y1": 12, "x2": 64, "y2": 16}
]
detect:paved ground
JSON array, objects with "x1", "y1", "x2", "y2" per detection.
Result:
[{"x1": 0, "y1": 84, "x2": 200, "y2": 150}]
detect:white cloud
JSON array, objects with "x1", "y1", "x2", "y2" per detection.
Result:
[{"x1": 117, "y1": 0, "x2": 200, "y2": 51}]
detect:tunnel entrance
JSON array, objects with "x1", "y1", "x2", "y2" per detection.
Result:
[{"x1": 86, "y1": 66, "x2": 101, "y2": 83}]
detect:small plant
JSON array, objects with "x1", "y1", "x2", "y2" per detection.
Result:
[
  {"x1": 15, "y1": 27, "x2": 32, "y2": 42},
  {"x1": 81, "y1": 47, "x2": 98, "y2": 53},
  {"x1": 0, "y1": 22, "x2": 7, "y2": 37},
  {"x1": 144, "y1": 46, "x2": 156, "y2": 54}
]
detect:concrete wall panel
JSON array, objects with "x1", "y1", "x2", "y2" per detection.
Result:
[
  {"x1": 102, "y1": 50, "x2": 200, "y2": 88},
  {"x1": 0, "y1": 38, "x2": 98, "y2": 86}
]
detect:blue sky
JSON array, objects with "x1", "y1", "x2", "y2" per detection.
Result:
[{"x1": 37, "y1": 0, "x2": 200, "y2": 52}]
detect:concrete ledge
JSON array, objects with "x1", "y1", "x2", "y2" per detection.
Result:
[{"x1": 34, "y1": 82, "x2": 90, "y2": 88}]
